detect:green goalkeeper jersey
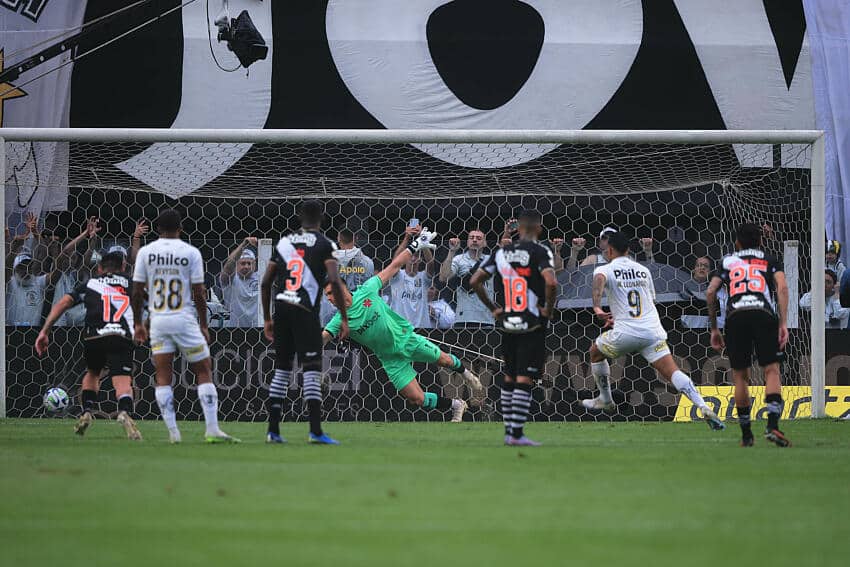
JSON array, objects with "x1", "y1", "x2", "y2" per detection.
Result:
[{"x1": 325, "y1": 276, "x2": 415, "y2": 356}]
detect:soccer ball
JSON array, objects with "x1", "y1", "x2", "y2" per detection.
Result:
[{"x1": 43, "y1": 387, "x2": 70, "y2": 413}]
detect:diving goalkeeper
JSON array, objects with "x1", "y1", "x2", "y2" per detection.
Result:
[{"x1": 323, "y1": 227, "x2": 483, "y2": 422}]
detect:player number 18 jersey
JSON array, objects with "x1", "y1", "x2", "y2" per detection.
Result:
[{"x1": 132, "y1": 238, "x2": 204, "y2": 319}]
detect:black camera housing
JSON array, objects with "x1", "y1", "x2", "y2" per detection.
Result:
[{"x1": 217, "y1": 10, "x2": 268, "y2": 68}]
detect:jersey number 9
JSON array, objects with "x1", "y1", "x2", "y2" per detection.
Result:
[
  {"x1": 152, "y1": 278, "x2": 183, "y2": 311},
  {"x1": 627, "y1": 289, "x2": 642, "y2": 317}
]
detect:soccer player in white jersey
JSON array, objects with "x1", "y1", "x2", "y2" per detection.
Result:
[
  {"x1": 582, "y1": 231, "x2": 725, "y2": 431},
  {"x1": 131, "y1": 210, "x2": 238, "y2": 444}
]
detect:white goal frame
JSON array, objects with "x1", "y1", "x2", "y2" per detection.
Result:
[{"x1": 0, "y1": 128, "x2": 826, "y2": 419}]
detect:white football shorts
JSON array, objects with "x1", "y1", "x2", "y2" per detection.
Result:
[
  {"x1": 149, "y1": 315, "x2": 210, "y2": 363},
  {"x1": 595, "y1": 329, "x2": 670, "y2": 363}
]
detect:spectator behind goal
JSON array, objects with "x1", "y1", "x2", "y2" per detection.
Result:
[
  {"x1": 800, "y1": 269, "x2": 850, "y2": 329},
  {"x1": 320, "y1": 228, "x2": 375, "y2": 326},
  {"x1": 438, "y1": 227, "x2": 494, "y2": 325},
  {"x1": 220, "y1": 237, "x2": 260, "y2": 327}
]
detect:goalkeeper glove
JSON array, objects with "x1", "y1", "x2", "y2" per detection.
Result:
[{"x1": 407, "y1": 227, "x2": 438, "y2": 254}]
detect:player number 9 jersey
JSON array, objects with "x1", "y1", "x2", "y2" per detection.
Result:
[
  {"x1": 132, "y1": 239, "x2": 204, "y2": 319},
  {"x1": 593, "y1": 256, "x2": 666, "y2": 339}
]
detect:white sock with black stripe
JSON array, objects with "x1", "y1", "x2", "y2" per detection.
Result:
[
  {"x1": 267, "y1": 369, "x2": 291, "y2": 435},
  {"x1": 302, "y1": 370, "x2": 324, "y2": 436},
  {"x1": 501, "y1": 383, "x2": 515, "y2": 436},
  {"x1": 511, "y1": 383, "x2": 533, "y2": 439}
]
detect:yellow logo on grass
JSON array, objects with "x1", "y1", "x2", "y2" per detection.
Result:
[{"x1": 674, "y1": 386, "x2": 850, "y2": 421}]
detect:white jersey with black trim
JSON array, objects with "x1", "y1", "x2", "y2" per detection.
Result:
[
  {"x1": 594, "y1": 256, "x2": 666, "y2": 340},
  {"x1": 133, "y1": 238, "x2": 204, "y2": 320}
]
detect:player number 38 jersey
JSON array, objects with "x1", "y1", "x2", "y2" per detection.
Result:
[
  {"x1": 133, "y1": 239, "x2": 204, "y2": 319},
  {"x1": 481, "y1": 240, "x2": 554, "y2": 333},
  {"x1": 594, "y1": 256, "x2": 666, "y2": 339}
]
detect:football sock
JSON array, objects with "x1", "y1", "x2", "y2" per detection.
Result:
[
  {"x1": 671, "y1": 370, "x2": 708, "y2": 409},
  {"x1": 765, "y1": 393, "x2": 783, "y2": 431},
  {"x1": 117, "y1": 395, "x2": 133, "y2": 414},
  {"x1": 737, "y1": 405, "x2": 752, "y2": 437},
  {"x1": 500, "y1": 383, "x2": 515, "y2": 435},
  {"x1": 196, "y1": 382, "x2": 220, "y2": 435},
  {"x1": 81, "y1": 389, "x2": 97, "y2": 413},
  {"x1": 422, "y1": 392, "x2": 453, "y2": 411},
  {"x1": 267, "y1": 369, "x2": 291, "y2": 435},
  {"x1": 450, "y1": 354, "x2": 465, "y2": 373},
  {"x1": 590, "y1": 360, "x2": 613, "y2": 403},
  {"x1": 511, "y1": 383, "x2": 533, "y2": 439},
  {"x1": 302, "y1": 370, "x2": 323, "y2": 436},
  {"x1": 154, "y1": 385, "x2": 179, "y2": 433}
]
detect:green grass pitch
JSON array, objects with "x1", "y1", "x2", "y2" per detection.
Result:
[{"x1": 1, "y1": 419, "x2": 848, "y2": 567}]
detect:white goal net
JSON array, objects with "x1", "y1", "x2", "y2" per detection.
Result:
[{"x1": 1, "y1": 129, "x2": 826, "y2": 421}]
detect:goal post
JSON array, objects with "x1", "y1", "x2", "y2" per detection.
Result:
[{"x1": 0, "y1": 128, "x2": 826, "y2": 420}]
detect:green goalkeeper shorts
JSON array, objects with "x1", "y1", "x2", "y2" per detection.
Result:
[{"x1": 377, "y1": 332, "x2": 442, "y2": 391}]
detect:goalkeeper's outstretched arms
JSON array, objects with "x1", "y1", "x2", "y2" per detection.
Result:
[{"x1": 376, "y1": 227, "x2": 438, "y2": 286}]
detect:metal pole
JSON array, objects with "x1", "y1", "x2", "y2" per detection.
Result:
[
  {"x1": 1, "y1": 137, "x2": 6, "y2": 418},
  {"x1": 810, "y1": 134, "x2": 826, "y2": 418},
  {"x1": 0, "y1": 128, "x2": 825, "y2": 145}
]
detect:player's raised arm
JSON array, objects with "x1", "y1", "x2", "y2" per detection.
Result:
[
  {"x1": 376, "y1": 227, "x2": 438, "y2": 286},
  {"x1": 591, "y1": 272, "x2": 612, "y2": 328}
]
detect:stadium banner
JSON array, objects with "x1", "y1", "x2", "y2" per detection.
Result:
[
  {"x1": 1, "y1": 1, "x2": 83, "y2": 222},
  {"x1": 675, "y1": 386, "x2": 850, "y2": 421},
  {"x1": 7, "y1": 325, "x2": 848, "y2": 422},
  {"x1": 9, "y1": 2, "x2": 848, "y2": 257}
]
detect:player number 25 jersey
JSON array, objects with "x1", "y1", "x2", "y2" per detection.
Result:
[
  {"x1": 481, "y1": 240, "x2": 554, "y2": 333},
  {"x1": 594, "y1": 256, "x2": 666, "y2": 339},
  {"x1": 133, "y1": 239, "x2": 204, "y2": 319},
  {"x1": 715, "y1": 249, "x2": 783, "y2": 319},
  {"x1": 271, "y1": 229, "x2": 336, "y2": 312}
]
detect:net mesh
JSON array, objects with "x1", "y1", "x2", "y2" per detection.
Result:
[{"x1": 4, "y1": 139, "x2": 814, "y2": 423}]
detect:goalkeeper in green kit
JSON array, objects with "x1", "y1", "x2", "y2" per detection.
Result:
[{"x1": 323, "y1": 227, "x2": 483, "y2": 421}]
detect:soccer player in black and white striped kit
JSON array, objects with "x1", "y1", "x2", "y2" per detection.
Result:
[{"x1": 261, "y1": 201, "x2": 349, "y2": 444}]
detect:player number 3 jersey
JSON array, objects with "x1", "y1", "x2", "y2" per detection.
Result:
[
  {"x1": 271, "y1": 229, "x2": 336, "y2": 312},
  {"x1": 481, "y1": 240, "x2": 554, "y2": 333},
  {"x1": 133, "y1": 239, "x2": 204, "y2": 319},
  {"x1": 594, "y1": 256, "x2": 666, "y2": 339}
]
